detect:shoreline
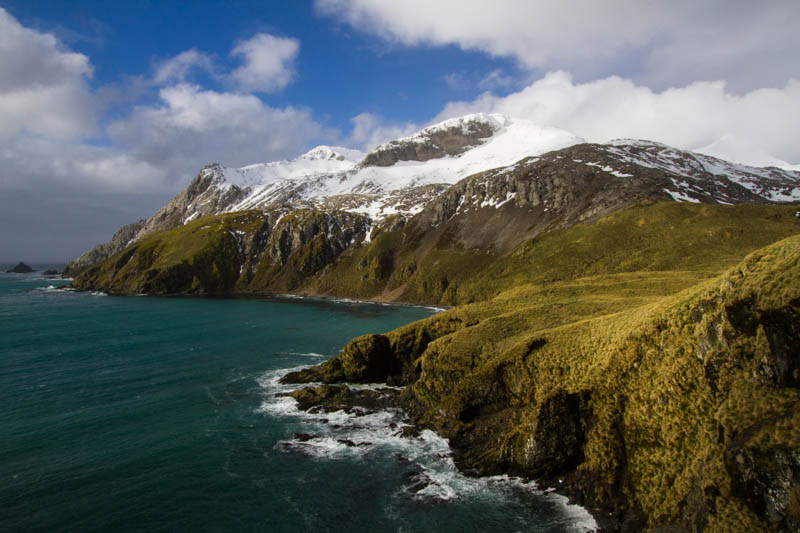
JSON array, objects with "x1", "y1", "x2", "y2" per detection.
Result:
[
  {"x1": 61, "y1": 282, "x2": 451, "y2": 313},
  {"x1": 263, "y1": 369, "x2": 603, "y2": 532}
]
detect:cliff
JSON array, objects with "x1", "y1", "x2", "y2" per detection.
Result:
[{"x1": 282, "y1": 222, "x2": 800, "y2": 531}]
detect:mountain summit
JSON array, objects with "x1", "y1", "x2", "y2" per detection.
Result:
[{"x1": 65, "y1": 114, "x2": 799, "y2": 278}]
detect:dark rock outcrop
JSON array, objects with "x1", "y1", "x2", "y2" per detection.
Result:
[
  {"x1": 6, "y1": 262, "x2": 34, "y2": 273},
  {"x1": 361, "y1": 117, "x2": 498, "y2": 167},
  {"x1": 281, "y1": 334, "x2": 394, "y2": 384},
  {"x1": 281, "y1": 384, "x2": 401, "y2": 414}
]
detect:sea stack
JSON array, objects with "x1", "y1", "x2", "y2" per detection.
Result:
[{"x1": 6, "y1": 262, "x2": 35, "y2": 273}]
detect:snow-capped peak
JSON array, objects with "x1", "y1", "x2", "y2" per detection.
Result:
[
  {"x1": 299, "y1": 145, "x2": 365, "y2": 163},
  {"x1": 376, "y1": 112, "x2": 509, "y2": 151}
]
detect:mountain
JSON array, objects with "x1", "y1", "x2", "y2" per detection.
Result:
[
  {"x1": 64, "y1": 114, "x2": 584, "y2": 274},
  {"x1": 65, "y1": 113, "x2": 799, "y2": 282},
  {"x1": 66, "y1": 114, "x2": 800, "y2": 301},
  {"x1": 64, "y1": 114, "x2": 800, "y2": 530}
]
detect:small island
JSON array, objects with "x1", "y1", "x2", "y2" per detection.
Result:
[{"x1": 6, "y1": 262, "x2": 35, "y2": 273}]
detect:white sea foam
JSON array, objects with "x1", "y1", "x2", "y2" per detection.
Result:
[
  {"x1": 33, "y1": 285, "x2": 60, "y2": 292},
  {"x1": 274, "y1": 351, "x2": 327, "y2": 358},
  {"x1": 256, "y1": 366, "x2": 598, "y2": 530}
]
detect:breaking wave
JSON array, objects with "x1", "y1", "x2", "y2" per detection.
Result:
[{"x1": 256, "y1": 367, "x2": 597, "y2": 531}]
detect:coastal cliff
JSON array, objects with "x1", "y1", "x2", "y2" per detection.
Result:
[
  {"x1": 65, "y1": 115, "x2": 800, "y2": 530},
  {"x1": 282, "y1": 231, "x2": 800, "y2": 531}
]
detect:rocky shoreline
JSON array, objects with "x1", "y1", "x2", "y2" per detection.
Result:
[
  {"x1": 275, "y1": 227, "x2": 800, "y2": 532},
  {"x1": 277, "y1": 377, "x2": 617, "y2": 531}
]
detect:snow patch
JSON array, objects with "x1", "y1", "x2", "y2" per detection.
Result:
[{"x1": 664, "y1": 189, "x2": 701, "y2": 203}]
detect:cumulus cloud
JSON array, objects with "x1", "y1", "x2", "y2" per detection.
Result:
[
  {"x1": 152, "y1": 49, "x2": 216, "y2": 85},
  {"x1": 435, "y1": 71, "x2": 800, "y2": 166},
  {"x1": 0, "y1": 7, "x2": 96, "y2": 140},
  {"x1": 315, "y1": 0, "x2": 800, "y2": 92},
  {"x1": 346, "y1": 112, "x2": 419, "y2": 151},
  {"x1": 230, "y1": 33, "x2": 300, "y2": 93},
  {"x1": 0, "y1": 10, "x2": 328, "y2": 261},
  {"x1": 477, "y1": 69, "x2": 513, "y2": 91},
  {"x1": 109, "y1": 84, "x2": 334, "y2": 174}
]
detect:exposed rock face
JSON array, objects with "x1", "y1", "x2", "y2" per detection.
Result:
[
  {"x1": 63, "y1": 219, "x2": 146, "y2": 276},
  {"x1": 70, "y1": 208, "x2": 372, "y2": 296},
  {"x1": 725, "y1": 446, "x2": 800, "y2": 526},
  {"x1": 136, "y1": 164, "x2": 249, "y2": 236},
  {"x1": 361, "y1": 115, "x2": 499, "y2": 167},
  {"x1": 411, "y1": 142, "x2": 785, "y2": 254},
  {"x1": 63, "y1": 165, "x2": 248, "y2": 277},
  {"x1": 6, "y1": 262, "x2": 34, "y2": 273}
]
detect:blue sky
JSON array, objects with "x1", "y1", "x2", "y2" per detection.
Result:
[
  {"x1": 1, "y1": 1, "x2": 798, "y2": 261},
  {"x1": 3, "y1": 0, "x2": 524, "y2": 138}
]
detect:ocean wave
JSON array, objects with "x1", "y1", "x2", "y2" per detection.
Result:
[
  {"x1": 272, "y1": 351, "x2": 327, "y2": 358},
  {"x1": 34, "y1": 285, "x2": 60, "y2": 292},
  {"x1": 256, "y1": 366, "x2": 597, "y2": 530}
]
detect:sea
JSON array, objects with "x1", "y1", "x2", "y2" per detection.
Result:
[{"x1": 0, "y1": 266, "x2": 596, "y2": 532}]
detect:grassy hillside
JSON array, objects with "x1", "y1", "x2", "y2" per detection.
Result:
[
  {"x1": 71, "y1": 203, "x2": 800, "y2": 305},
  {"x1": 309, "y1": 202, "x2": 800, "y2": 306},
  {"x1": 279, "y1": 204, "x2": 800, "y2": 531},
  {"x1": 71, "y1": 211, "x2": 266, "y2": 295}
]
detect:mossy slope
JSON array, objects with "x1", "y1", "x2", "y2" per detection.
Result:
[
  {"x1": 287, "y1": 212, "x2": 800, "y2": 531},
  {"x1": 71, "y1": 211, "x2": 264, "y2": 295},
  {"x1": 72, "y1": 203, "x2": 799, "y2": 306}
]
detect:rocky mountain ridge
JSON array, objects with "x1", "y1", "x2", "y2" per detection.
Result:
[{"x1": 65, "y1": 114, "x2": 800, "y2": 277}]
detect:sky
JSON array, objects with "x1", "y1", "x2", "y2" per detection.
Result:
[{"x1": 1, "y1": 1, "x2": 799, "y2": 262}]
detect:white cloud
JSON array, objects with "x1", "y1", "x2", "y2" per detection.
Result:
[
  {"x1": 109, "y1": 84, "x2": 334, "y2": 174},
  {"x1": 346, "y1": 112, "x2": 419, "y2": 151},
  {"x1": 0, "y1": 10, "x2": 332, "y2": 261},
  {"x1": 435, "y1": 71, "x2": 800, "y2": 166},
  {"x1": 152, "y1": 49, "x2": 216, "y2": 85},
  {"x1": 477, "y1": 69, "x2": 513, "y2": 91},
  {"x1": 1, "y1": 136, "x2": 167, "y2": 193},
  {"x1": 230, "y1": 33, "x2": 299, "y2": 93},
  {"x1": 0, "y1": 7, "x2": 96, "y2": 140},
  {"x1": 315, "y1": 0, "x2": 800, "y2": 92},
  {"x1": 443, "y1": 72, "x2": 470, "y2": 91}
]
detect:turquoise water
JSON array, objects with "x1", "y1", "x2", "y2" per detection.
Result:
[{"x1": 0, "y1": 268, "x2": 595, "y2": 532}]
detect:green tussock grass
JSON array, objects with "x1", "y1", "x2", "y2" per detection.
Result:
[
  {"x1": 457, "y1": 202, "x2": 800, "y2": 302},
  {"x1": 373, "y1": 232, "x2": 800, "y2": 530},
  {"x1": 306, "y1": 202, "x2": 799, "y2": 529},
  {"x1": 71, "y1": 211, "x2": 264, "y2": 294}
]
